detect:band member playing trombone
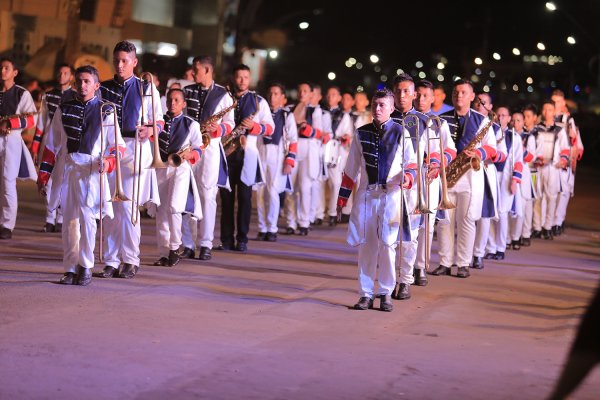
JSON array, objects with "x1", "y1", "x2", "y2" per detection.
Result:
[
  {"x1": 217, "y1": 64, "x2": 274, "y2": 252},
  {"x1": 0, "y1": 57, "x2": 38, "y2": 240},
  {"x1": 433, "y1": 79, "x2": 497, "y2": 279},
  {"x1": 391, "y1": 74, "x2": 441, "y2": 300},
  {"x1": 37, "y1": 65, "x2": 125, "y2": 286},
  {"x1": 256, "y1": 82, "x2": 298, "y2": 241},
  {"x1": 181, "y1": 55, "x2": 235, "y2": 261},
  {"x1": 152, "y1": 89, "x2": 203, "y2": 267},
  {"x1": 413, "y1": 79, "x2": 457, "y2": 286},
  {"x1": 100, "y1": 41, "x2": 164, "y2": 279},
  {"x1": 337, "y1": 89, "x2": 416, "y2": 312}
]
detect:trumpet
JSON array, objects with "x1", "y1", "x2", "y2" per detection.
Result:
[
  {"x1": 131, "y1": 72, "x2": 166, "y2": 225},
  {"x1": 167, "y1": 145, "x2": 193, "y2": 168},
  {"x1": 98, "y1": 101, "x2": 129, "y2": 263},
  {"x1": 403, "y1": 114, "x2": 432, "y2": 215}
]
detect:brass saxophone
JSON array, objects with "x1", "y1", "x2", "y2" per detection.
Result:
[
  {"x1": 446, "y1": 111, "x2": 496, "y2": 188},
  {"x1": 222, "y1": 95, "x2": 259, "y2": 157},
  {"x1": 199, "y1": 100, "x2": 237, "y2": 148}
]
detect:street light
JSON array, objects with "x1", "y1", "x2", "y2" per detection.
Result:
[
  {"x1": 370, "y1": 54, "x2": 379, "y2": 63},
  {"x1": 545, "y1": 2, "x2": 557, "y2": 11},
  {"x1": 268, "y1": 50, "x2": 278, "y2": 59},
  {"x1": 299, "y1": 22, "x2": 309, "y2": 30},
  {"x1": 537, "y1": 42, "x2": 546, "y2": 51},
  {"x1": 493, "y1": 52, "x2": 501, "y2": 60},
  {"x1": 567, "y1": 36, "x2": 576, "y2": 45},
  {"x1": 512, "y1": 47, "x2": 521, "y2": 56},
  {"x1": 474, "y1": 57, "x2": 483, "y2": 65},
  {"x1": 328, "y1": 72, "x2": 336, "y2": 80}
]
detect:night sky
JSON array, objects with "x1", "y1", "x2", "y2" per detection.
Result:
[{"x1": 250, "y1": 0, "x2": 600, "y2": 100}]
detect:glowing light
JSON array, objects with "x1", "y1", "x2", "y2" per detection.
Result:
[
  {"x1": 512, "y1": 84, "x2": 519, "y2": 92},
  {"x1": 356, "y1": 62, "x2": 363, "y2": 70},
  {"x1": 299, "y1": 22, "x2": 309, "y2": 30},
  {"x1": 527, "y1": 86, "x2": 534, "y2": 93},
  {"x1": 545, "y1": 2, "x2": 556, "y2": 11},
  {"x1": 370, "y1": 54, "x2": 379, "y2": 63},
  {"x1": 380, "y1": 75, "x2": 388, "y2": 82},
  {"x1": 327, "y1": 72, "x2": 336, "y2": 80},
  {"x1": 157, "y1": 42, "x2": 178, "y2": 57},
  {"x1": 418, "y1": 71, "x2": 426, "y2": 79},
  {"x1": 492, "y1": 52, "x2": 501, "y2": 60},
  {"x1": 475, "y1": 68, "x2": 482, "y2": 75},
  {"x1": 348, "y1": 57, "x2": 357, "y2": 64},
  {"x1": 483, "y1": 85, "x2": 490, "y2": 93},
  {"x1": 268, "y1": 50, "x2": 278, "y2": 59},
  {"x1": 437, "y1": 62, "x2": 445, "y2": 70},
  {"x1": 474, "y1": 57, "x2": 483, "y2": 65},
  {"x1": 374, "y1": 65, "x2": 381, "y2": 72},
  {"x1": 396, "y1": 68, "x2": 404, "y2": 75},
  {"x1": 512, "y1": 48, "x2": 521, "y2": 56},
  {"x1": 437, "y1": 74, "x2": 444, "y2": 82},
  {"x1": 526, "y1": 77, "x2": 533, "y2": 84},
  {"x1": 537, "y1": 42, "x2": 546, "y2": 51},
  {"x1": 489, "y1": 71, "x2": 496, "y2": 78},
  {"x1": 415, "y1": 61, "x2": 423, "y2": 68},
  {"x1": 567, "y1": 36, "x2": 576, "y2": 45}
]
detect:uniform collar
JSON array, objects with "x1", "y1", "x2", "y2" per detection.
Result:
[
  {"x1": 167, "y1": 111, "x2": 184, "y2": 119},
  {"x1": 373, "y1": 118, "x2": 393, "y2": 131},
  {"x1": 77, "y1": 95, "x2": 98, "y2": 106},
  {"x1": 114, "y1": 74, "x2": 137, "y2": 87}
]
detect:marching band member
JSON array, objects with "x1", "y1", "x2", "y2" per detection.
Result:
[
  {"x1": 433, "y1": 79, "x2": 497, "y2": 278},
  {"x1": 217, "y1": 64, "x2": 274, "y2": 252},
  {"x1": 487, "y1": 108, "x2": 523, "y2": 260},
  {"x1": 0, "y1": 57, "x2": 37, "y2": 240},
  {"x1": 507, "y1": 111, "x2": 530, "y2": 249},
  {"x1": 99, "y1": 41, "x2": 164, "y2": 279},
  {"x1": 391, "y1": 74, "x2": 441, "y2": 300},
  {"x1": 310, "y1": 85, "x2": 330, "y2": 226},
  {"x1": 324, "y1": 86, "x2": 353, "y2": 226},
  {"x1": 519, "y1": 104, "x2": 540, "y2": 246},
  {"x1": 471, "y1": 95, "x2": 506, "y2": 268},
  {"x1": 413, "y1": 79, "x2": 457, "y2": 287},
  {"x1": 285, "y1": 82, "x2": 324, "y2": 235},
  {"x1": 353, "y1": 92, "x2": 372, "y2": 128},
  {"x1": 340, "y1": 91, "x2": 357, "y2": 223},
  {"x1": 181, "y1": 55, "x2": 234, "y2": 261},
  {"x1": 532, "y1": 101, "x2": 569, "y2": 240},
  {"x1": 337, "y1": 88, "x2": 416, "y2": 312},
  {"x1": 430, "y1": 84, "x2": 454, "y2": 115},
  {"x1": 31, "y1": 63, "x2": 76, "y2": 233},
  {"x1": 551, "y1": 89, "x2": 583, "y2": 236},
  {"x1": 152, "y1": 89, "x2": 203, "y2": 267},
  {"x1": 256, "y1": 82, "x2": 298, "y2": 241},
  {"x1": 37, "y1": 65, "x2": 125, "y2": 286}
]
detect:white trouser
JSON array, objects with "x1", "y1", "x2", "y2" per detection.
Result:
[
  {"x1": 44, "y1": 175, "x2": 63, "y2": 224},
  {"x1": 103, "y1": 202, "x2": 141, "y2": 267},
  {"x1": 257, "y1": 183, "x2": 281, "y2": 233},
  {"x1": 438, "y1": 184, "x2": 477, "y2": 267},
  {"x1": 487, "y1": 211, "x2": 508, "y2": 253},
  {"x1": 311, "y1": 178, "x2": 326, "y2": 221},
  {"x1": 0, "y1": 134, "x2": 22, "y2": 230},
  {"x1": 415, "y1": 213, "x2": 435, "y2": 270},
  {"x1": 474, "y1": 218, "x2": 491, "y2": 257},
  {"x1": 286, "y1": 158, "x2": 313, "y2": 229},
  {"x1": 155, "y1": 170, "x2": 183, "y2": 257},
  {"x1": 397, "y1": 214, "x2": 419, "y2": 284},
  {"x1": 554, "y1": 191, "x2": 570, "y2": 227},
  {"x1": 520, "y1": 199, "x2": 533, "y2": 238},
  {"x1": 326, "y1": 164, "x2": 343, "y2": 217},
  {"x1": 63, "y1": 208, "x2": 97, "y2": 272},
  {"x1": 533, "y1": 166, "x2": 558, "y2": 231},
  {"x1": 181, "y1": 185, "x2": 218, "y2": 250}
]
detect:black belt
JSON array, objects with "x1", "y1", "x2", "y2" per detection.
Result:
[{"x1": 122, "y1": 130, "x2": 137, "y2": 138}]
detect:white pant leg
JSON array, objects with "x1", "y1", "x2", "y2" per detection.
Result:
[
  {"x1": 104, "y1": 201, "x2": 141, "y2": 266},
  {"x1": 311, "y1": 179, "x2": 326, "y2": 221},
  {"x1": 0, "y1": 134, "x2": 22, "y2": 230},
  {"x1": 474, "y1": 218, "x2": 491, "y2": 257},
  {"x1": 533, "y1": 198, "x2": 542, "y2": 232},
  {"x1": 521, "y1": 200, "x2": 533, "y2": 238},
  {"x1": 266, "y1": 184, "x2": 281, "y2": 233},
  {"x1": 79, "y1": 205, "x2": 97, "y2": 269},
  {"x1": 103, "y1": 207, "x2": 122, "y2": 268},
  {"x1": 358, "y1": 239, "x2": 397, "y2": 297},
  {"x1": 295, "y1": 159, "x2": 312, "y2": 228},
  {"x1": 285, "y1": 165, "x2": 299, "y2": 230},
  {"x1": 398, "y1": 237, "x2": 417, "y2": 285},
  {"x1": 256, "y1": 184, "x2": 268, "y2": 233},
  {"x1": 438, "y1": 191, "x2": 458, "y2": 267},
  {"x1": 510, "y1": 213, "x2": 523, "y2": 241},
  {"x1": 496, "y1": 211, "x2": 509, "y2": 252},
  {"x1": 63, "y1": 218, "x2": 80, "y2": 273},
  {"x1": 415, "y1": 213, "x2": 435, "y2": 270},
  {"x1": 155, "y1": 171, "x2": 172, "y2": 257},
  {"x1": 197, "y1": 185, "x2": 218, "y2": 249},
  {"x1": 554, "y1": 191, "x2": 570, "y2": 226},
  {"x1": 326, "y1": 165, "x2": 343, "y2": 217},
  {"x1": 455, "y1": 190, "x2": 477, "y2": 267},
  {"x1": 181, "y1": 213, "x2": 196, "y2": 250},
  {"x1": 542, "y1": 192, "x2": 557, "y2": 230}
]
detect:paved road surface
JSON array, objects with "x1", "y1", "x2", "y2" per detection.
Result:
[{"x1": 1, "y1": 169, "x2": 599, "y2": 399}]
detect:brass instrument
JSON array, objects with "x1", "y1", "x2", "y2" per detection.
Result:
[
  {"x1": 403, "y1": 114, "x2": 432, "y2": 215},
  {"x1": 222, "y1": 95, "x2": 259, "y2": 157},
  {"x1": 446, "y1": 111, "x2": 496, "y2": 189},
  {"x1": 131, "y1": 72, "x2": 166, "y2": 225},
  {"x1": 426, "y1": 116, "x2": 456, "y2": 211},
  {"x1": 199, "y1": 100, "x2": 237, "y2": 149},
  {"x1": 167, "y1": 145, "x2": 192, "y2": 168},
  {"x1": 98, "y1": 101, "x2": 129, "y2": 263}
]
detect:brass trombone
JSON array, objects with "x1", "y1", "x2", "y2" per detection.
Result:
[
  {"x1": 131, "y1": 72, "x2": 166, "y2": 225},
  {"x1": 98, "y1": 101, "x2": 129, "y2": 263},
  {"x1": 402, "y1": 114, "x2": 433, "y2": 215}
]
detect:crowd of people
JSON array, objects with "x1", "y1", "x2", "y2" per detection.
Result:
[{"x1": 0, "y1": 40, "x2": 584, "y2": 311}]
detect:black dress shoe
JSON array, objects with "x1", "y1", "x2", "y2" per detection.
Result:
[
  {"x1": 215, "y1": 243, "x2": 233, "y2": 251},
  {"x1": 178, "y1": 247, "x2": 195, "y2": 259},
  {"x1": 55, "y1": 223, "x2": 62, "y2": 233},
  {"x1": 395, "y1": 283, "x2": 411, "y2": 300},
  {"x1": 430, "y1": 265, "x2": 451, "y2": 276},
  {"x1": 256, "y1": 232, "x2": 267, "y2": 241},
  {"x1": 414, "y1": 268, "x2": 428, "y2": 286},
  {"x1": 353, "y1": 296, "x2": 374, "y2": 310},
  {"x1": 198, "y1": 247, "x2": 212, "y2": 260},
  {"x1": 298, "y1": 227, "x2": 309, "y2": 236},
  {"x1": 340, "y1": 213, "x2": 350, "y2": 224},
  {"x1": 153, "y1": 257, "x2": 169, "y2": 266},
  {"x1": 471, "y1": 256, "x2": 484, "y2": 269},
  {"x1": 42, "y1": 223, "x2": 55, "y2": 233},
  {"x1": 313, "y1": 218, "x2": 323, "y2": 226},
  {"x1": 542, "y1": 228, "x2": 553, "y2": 240},
  {"x1": 99, "y1": 265, "x2": 118, "y2": 278},
  {"x1": 379, "y1": 294, "x2": 393, "y2": 312},
  {"x1": 531, "y1": 230, "x2": 542, "y2": 239},
  {"x1": 328, "y1": 216, "x2": 337, "y2": 227},
  {"x1": 59, "y1": 272, "x2": 76, "y2": 285},
  {"x1": 522, "y1": 237, "x2": 531, "y2": 247},
  {"x1": 552, "y1": 225, "x2": 561, "y2": 236},
  {"x1": 168, "y1": 250, "x2": 181, "y2": 267},
  {"x1": 75, "y1": 265, "x2": 92, "y2": 286},
  {"x1": 285, "y1": 227, "x2": 295, "y2": 235},
  {"x1": 235, "y1": 242, "x2": 247, "y2": 252},
  {"x1": 0, "y1": 227, "x2": 12, "y2": 240},
  {"x1": 456, "y1": 266, "x2": 470, "y2": 278},
  {"x1": 494, "y1": 251, "x2": 505, "y2": 260},
  {"x1": 483, "y1": 252, "x2": 496, "y2": 260},
  {"x1": 265, "y1": 232, "x2": 277, "y2": 242},
  {"x1": 512, "y1": 240, "x2": 521, "y2": 250},
  {"x1": 119, "y1": 263, "x2": 139, "y2": 278}
]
